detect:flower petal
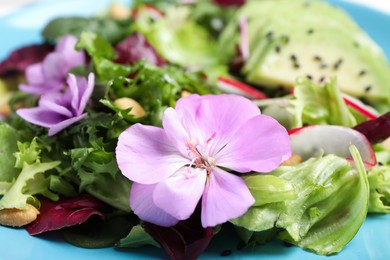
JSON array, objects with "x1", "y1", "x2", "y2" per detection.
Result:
[
  {"x1": 67, "y1": 74, "x2": 80, "y2": 114},
  {"x1": 16, "y1": 107, "x2": 65, "y2": 128},
  {"x1": 162, "y1": 108, "x2": 192, "y2": 157},
  {"x1": 130, "y1": 183, "x2": 179, "y2": 227},
  {"x1": 39, "y1": 93, "x2": 73, "y2": 118},
  {"x1": 175, "y1": 94, "x2": 261, "y2": 155},
  {"x1": 216, "y1": 115, "x2": 291, "y2": 173},
  {"x1": 78, "y1": 73, "x2": 95, "y2": 114},
  {"x1": 154, "y1": 167, "x2": 206, "y2": 220},
  {"x1": 42, "y1": 53, "x2": 67, "y2": 81},
  {"x1": 55, "y1": 35, "x2": 85, "y2": 67},
  {"x1": 48, "y1": 113, "x2": 87, "y2": 136},
  {"x1": 25, "y1": 63, "x2": 44, "y2": 85},
  {"x1": 201, "y1": 167, "x2": 255, "y2": 228},
  {"x1": 116, "y1": 124, "x2": 189, "y2": 185}
]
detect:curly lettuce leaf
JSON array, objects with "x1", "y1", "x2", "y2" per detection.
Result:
[
  {"x1": 0, "y1": 161, "x2": 60, "y2": 209},
  {"x1": 70, "y1": 147, "x2": 131, "y2": 212},
  {"x1": 103, "y1": 62, "x2": 215, "y2": 126},
  {"x1": 232, "y1": 148, "x2": 369, "y2": 255},
  {"x1": 368, "y1": 165, "x2": 390, "y2": 213},
  {"x1": 63, "y1": 113, "x2": 131, "y2": 212}
]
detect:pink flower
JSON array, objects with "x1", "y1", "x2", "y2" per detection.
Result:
[
  {"x1": 19, "y1": 35, "x2": 85, "y2": 95},
  {"x1": 116, "y1": 94, "x2": 291, "y2": 227},
  {"x1": 16, "y1": 73, "x2": 94, "y2": 136}
]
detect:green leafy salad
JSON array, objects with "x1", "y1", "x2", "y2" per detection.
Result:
[{"x1": 0, "y1": 0, "x2": 390, "y2": 259}]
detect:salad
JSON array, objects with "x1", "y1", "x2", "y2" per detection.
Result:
[{"x1": 0, "y1": 0, "x2": 390, "y2": 259}]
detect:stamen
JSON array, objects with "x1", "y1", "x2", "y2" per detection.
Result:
[{"x1": 205, "y1": 131, "x2": 216, "y2": 144}]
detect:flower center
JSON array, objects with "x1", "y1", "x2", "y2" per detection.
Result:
[{"x1": 187, "y1": 132, "x2": 217, "y2": 174}]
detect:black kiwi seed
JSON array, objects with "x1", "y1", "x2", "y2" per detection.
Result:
[
  {"x1": 313, "y1": 55, "x2": 322, "y2": 61},
  {"x1": 333, "y1": 58, "x2": 343, "y2": 70},
  {"x1": 365, "y1": 85, "x2": 372, "y2": 92}
]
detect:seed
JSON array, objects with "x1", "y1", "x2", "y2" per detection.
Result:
[
  {"x1": 294, "y1": 63, "x2": 300, "y2": 69},
  {"x1": 307, "y1": 28, "x2": 314, "y2": 34},
  {"x1": 378, "y1": 161, "x2": 384, "y2": 166},
  {"x1": 365, "y1": 85, "x2": 372, "y2": 92},
  {"x1": 320, "y1": 64, "x2": 328, "y2": 69},
  {"x1": 0, "y1": 204, "x2": 40, "y2": 227},
  {"x1": 275, "y1": 46, "x2": 281, "y2": 53},
  {"x1": 319, "y1": 76, "x2": 325, "y2": 83},
  {"x1": 290, "y1": 54, "x2": 297, "y2": 61},
  {"x1": 281, "y1": 35, "x2": 290, "y2": 44},
  {"x1": 333, "y1": 59, "x2": 343, "y2": 70},
  {"x1": 359, "y1": 70, "x2": 366, "y2": 76},
  {"x1": 306, "y1": 75, "x2": 313, "y2": 80},
  {"x1": 114, "y1": 97, "x2": 146, "y2": 118},
  {"x1": 220, "y1": 249, "x2": 233, "y2": 257},
  {"x1": 313, "y1": 55, "x2": 322, "y2": 62},
  {"x1": 266, "y1": 31, "x2": 273, "y2": 39}
]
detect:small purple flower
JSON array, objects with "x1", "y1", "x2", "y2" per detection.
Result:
[
  {"x1": 116, "y1": 94, "x2": 291, "y2": 228},
  {"x1": 19, "y1": 35, "x2": 85, "y2": 95},
  {"x1": 16, "y1": 73, "x2": 94, "y2": 136}
]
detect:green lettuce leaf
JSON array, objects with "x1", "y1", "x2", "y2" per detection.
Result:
[
  {"x1": 134, "y1": 5, "x2": 222, "y2": 66},
  {"x1": 42, "y1": 17, "x2": 130, "y2": 44},
  {"x1": 0, "y1": 161, "x2": 60, "y2": 209},
  {"x1": 0, "y1": 122, "x2": 19, "y2": 190},
  {"x1": 259, "y1": 78, "x2": 357, "y2": 129},
  {"x1": 65, "y1": 112, "x2": 132, "y2": 212},
  {"x1": 117, "y1": 224, "x2": 161, "y2": 248},
  {"x1": 103, "y1": 62, "x2": 215, "y2": 126},
  {"x1": 368, "y1": 165, "x2": 390, "y2": 213},
  {"x1": 232, "y1": 147, "x2": 369, "y2": 255}
]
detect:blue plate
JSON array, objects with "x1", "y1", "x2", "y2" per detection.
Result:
[{"x1": 0, "y1": 0, "x2": 390, "y2": 259}]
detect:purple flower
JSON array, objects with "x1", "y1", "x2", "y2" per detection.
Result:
[
  {"x1": 116, "y1": 94, "x2": 291, "y2": 228},
  {"x1": 16, "y1": 73, "x2": 94, "y2": 136},
  {"x1": 19, "y1": 35, "x2": 85, "y2": 95}
]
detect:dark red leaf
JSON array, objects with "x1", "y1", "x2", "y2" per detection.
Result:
[
  {"x1": 114, "y1": 32, "x2": 166, "y2": 66},
  {"x1": 144, "y1": 214, "x2": 214, "y2": 260},
  {"x1": 25, "y1": 194, "x2": 106, "y2": 235},
  {"x1": 353, "y1": 112, "x2": 390, "y2": 144},
  {"x1": 213, "y1": 0, "x2": 246, "y2": 7},
  {"x1": 0, "y1": 43, "x2": 53, "y2": 77}
]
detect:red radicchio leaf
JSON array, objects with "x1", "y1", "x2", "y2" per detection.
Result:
[
  {"x1": 24, "y1": 194, "x2": 106, "y2": 235},
  {"x1": 213, "y1": 0, "x2": 246, "y2": 7},
  {"x1": 0, "y1": 43, "x2": 53, "y2": 77},
  {"x1": 353, "y1": 112, "x2": 390, "y2": 144},
  {"x1": 144, "y1": 214, "x2": 214, "y2": 260},
  {"x1": 114, "y1": 32, "x2": 166, "y2": 66}
]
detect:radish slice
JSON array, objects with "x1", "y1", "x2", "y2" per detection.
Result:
[
  {"x1": 132, "y1": 4, "x2": 164, "y2": 20},
  {"x1": 217, "y1": 77, "x2": 268, "y2": 99},
  {"x1": 289, "y1": 125, "x2": 376, "y2": 167},
  {"x1": 342, "y1": 94, "x2": 379, "y2": 120},
  {"x1": 239, "y1": 15, "x2": 249, "y2": 61}
]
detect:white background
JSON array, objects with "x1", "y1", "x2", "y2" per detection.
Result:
[{"x1": 0, "y1": 0, "x2": 390, "y2": 17}]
